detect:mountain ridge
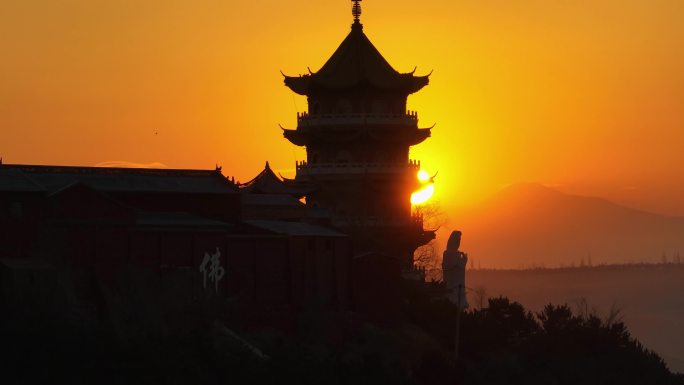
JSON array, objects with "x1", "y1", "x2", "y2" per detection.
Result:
[{"x1": 452, "y1": 183, "x2": 684, "y2": 268}]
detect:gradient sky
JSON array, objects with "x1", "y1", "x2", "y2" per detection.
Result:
[{"x1": 2, "y1": 0, "x2": 683, "y2": 217}]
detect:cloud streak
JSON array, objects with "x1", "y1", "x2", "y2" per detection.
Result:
[{"x1": 94, "y1": 161, "x2": 168, "y2": 169}]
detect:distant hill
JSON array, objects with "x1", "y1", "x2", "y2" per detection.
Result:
[{"x1": 454, "y1": 183, "x2": 684, "y2": 268}]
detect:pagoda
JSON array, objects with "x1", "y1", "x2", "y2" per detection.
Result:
[{"x1": 281, "y1": 0, "x2": 435, "y2": 269}]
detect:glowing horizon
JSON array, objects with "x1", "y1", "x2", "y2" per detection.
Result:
[{"x1": 411, "y1": 184, "x2": 435, "y2": 205}]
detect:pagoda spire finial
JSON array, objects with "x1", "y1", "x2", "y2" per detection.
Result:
[{"x1": 352, "y1": 0, "x2": 362, "y2": 24}]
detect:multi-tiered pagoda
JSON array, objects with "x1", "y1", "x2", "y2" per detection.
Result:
[{"x1": 281, "y1": 0, "x2": 435, "y2": 269}]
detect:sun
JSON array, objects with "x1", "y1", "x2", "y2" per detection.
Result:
[
  {"x1": 417, "y1": 170, "x2": 430, "y2": 182},
  {"x1": 411, "y1": 170, "x2": 435, "y2": 205}
]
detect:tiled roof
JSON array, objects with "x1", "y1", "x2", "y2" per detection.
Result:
[
  {"x1": 0, "y1": 164, "x2": 238, "y2": 194},
  {"x1": 136, "y1": 212, "x2": 234, "y2": 228},
  {"x1": 245, "y1": 220, "x2": 346, "y2": 237},
  {"x1": 239, "y1": 162, "x2": 310, "y2": 197}
]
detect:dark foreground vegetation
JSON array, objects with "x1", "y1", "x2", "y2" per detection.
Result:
[
  {"x1": 467, "y1": 263, "x2": 684, "y2": 372},
  {"x1": 2, "y1": 280, "x2": 682, "y2": 385}
]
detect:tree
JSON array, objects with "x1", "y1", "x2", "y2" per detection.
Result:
[
  {"x1": 413, "y1": 199, "x2": 446, "y2": 278},
  {"x1": 471, "y1": 285, "x2": 488, "y2": 310}
]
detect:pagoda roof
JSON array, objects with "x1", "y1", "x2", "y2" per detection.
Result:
[
  {"x1": 283, "y1": 23, "x2": 430, "y2": 96},
  {"x1": 239, "y1": 162, "x2": 311, "y2": 197},
  {"x1": 282, "y1": 126, "x2": 431, "y2": 147}
]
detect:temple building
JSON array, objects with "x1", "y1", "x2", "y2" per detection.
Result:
[
  {"x1": 281, "y1": 0, "x2": 435, "y2": 269},
  {"x1": 0, "y1": 164, "x2": 354, "y2": 329},
  {"x1": 0, "y1": 1, "x2": 437, "y2": 328}
]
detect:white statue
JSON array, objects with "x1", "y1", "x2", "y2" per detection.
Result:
[{"x1": 442, "y1": 231, "x2": 468, "y2": 309}]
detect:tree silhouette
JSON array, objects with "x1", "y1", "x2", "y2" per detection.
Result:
[{"x1": 413, "y1": 200, "x2": 446, "y2": 279}]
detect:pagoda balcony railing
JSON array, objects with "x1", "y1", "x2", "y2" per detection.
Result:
[
  {"x1": 296, "y1": 111, "x2": 418, "y2": 127},
  {"x1": 331, "y1": 214, "x2": 425, "y2": 228},
  {"x1": 296, "y1": 159, "x2": 420, "y2": 176}
]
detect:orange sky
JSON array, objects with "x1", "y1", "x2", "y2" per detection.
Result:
[{"x1": 2, "y1": 0, "x2": 683, "y2": 217}]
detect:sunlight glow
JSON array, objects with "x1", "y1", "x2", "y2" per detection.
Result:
[
  {"x1": 411, "y1": 184, "x2": 435, "y2": 205},
  {"x1": 417, "y1": 170, "x2": 430, "y2": 182}
]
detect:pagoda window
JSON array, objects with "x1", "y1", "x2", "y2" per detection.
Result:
[
  {"x1": 394, "y1": 101, "x2": 405, "y2": 114},
  {"x1": 337, "y1": 207, "x2": 348, "y2": 220},
  {"x1": 375, "y1": 150, "x2": 389, "y2": 162},
  {"x1": 335, "y1": 99, "x2": 353, "y2": 114},
  {"x1": 323, "y1": 102, "x2": 334, "y2": 113},
  {"x1": 371, "y1": 100, "x2": 388, "y2": 113},
  {"x1": 9, "y1": 201, "x2": 22, "y2": 220},
  {"x1": 371, "y1": 200, "x2": 381, "y2": 217},
  {"x1": 311, "y1": 102, "x2": 320, "y2": 115},
  {"x1": 336, "y1": 151, "x2": 352, "y2": 163},
  {"x1": 367, "y1": 151, "x2": 377, "y2": 163}
]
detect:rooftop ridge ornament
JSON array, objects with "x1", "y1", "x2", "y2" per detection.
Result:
[{"x1": 352, "y1": 0, "x2": 362, "y2": 24}]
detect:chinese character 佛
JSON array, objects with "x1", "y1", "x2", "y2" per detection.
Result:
[{"x1": 199, "y1": 247, "x2": 225, "y2": 292}]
